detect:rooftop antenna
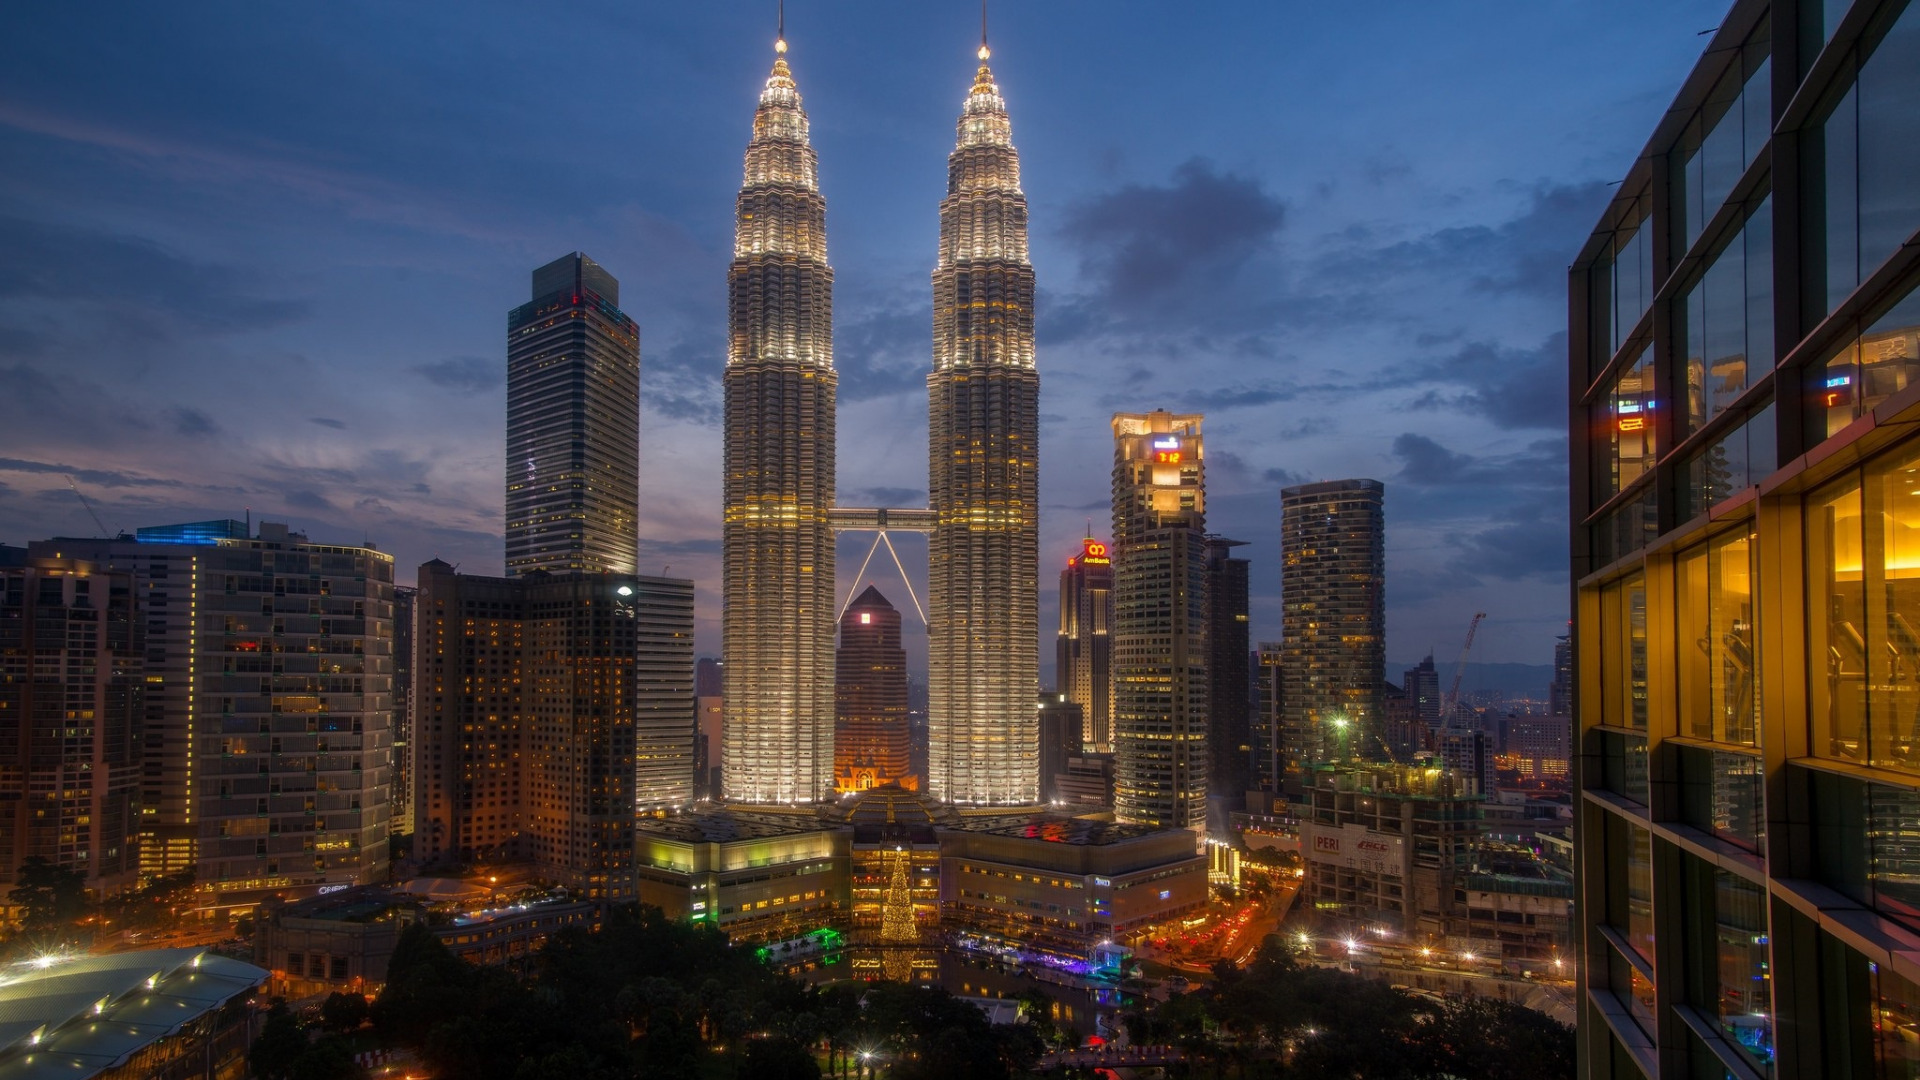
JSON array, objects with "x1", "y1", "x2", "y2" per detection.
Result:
[
  {"x1": 980, "y1": 0, "x2": 990, "y2": 59},
  {"x1": 776, "y1": 0, "x2": 786, "y2": 53}
]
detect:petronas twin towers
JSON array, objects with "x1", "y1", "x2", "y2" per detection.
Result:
[{"x1": 721, "y1": 34, "x2": 1039, "y2": 807}]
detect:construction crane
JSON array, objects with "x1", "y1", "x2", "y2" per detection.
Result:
[
  {"x1": 1443, "y1": 612, "x2": 1488, "y2": 722},
  {"x1": 64, "y1": 475, "x2": 110, "y2": 538}
]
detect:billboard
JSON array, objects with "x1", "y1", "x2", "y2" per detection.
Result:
[{"x1": 1306, "y1": 822, "x2": 1405, "y2": 878}]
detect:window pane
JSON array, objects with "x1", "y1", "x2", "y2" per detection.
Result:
[
  {"x1": 1710, "y1": 529, "x2": 1759, "y2": 745},
  {"x1": 1679, "y1": 547, "x2": 1712, "y2": 739},
  {"x1": 1810, "y1": 477, "x2": 1868, "y2": 762},
  {"x1": 1869, "y1": 442, "x2": 1920, "y2": 770},
  {"x1": 1857, "y1": 5, "x2": 1920, "y2": 288},
  {"x1": 1869, "y1": 781, "x2": 1920, "y2": 932},
  {"x1": 1744, "y1": 198, "x2": 1774, "y2": 372},
  {"x1": 1629, "y1": 823, "x2": 1655, "y2": 962},
  {"x1": 1826, "y1": 84, "x2": 1861, "y2": 313},
  {"x1": 1871, "y1": 960, "x2": 1920, "y2": 1079},
  {"x1": 1714, "y1": 870, "x2": 1773, "y2": 1069},
  {"x1": 1609, "y1": 349, "x2": 1658, "y2": 497}
]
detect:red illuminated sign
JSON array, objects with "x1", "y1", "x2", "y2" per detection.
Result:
[
  {"x1": 1076, "y1": 538, "x2": 1110, "y2": 566},
  {"x1": 1155, "y1": 450, "x2": 1182, "y2": 464}
]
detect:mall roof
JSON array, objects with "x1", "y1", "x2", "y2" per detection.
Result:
[{"x1": 0, "y1": 948, "x2": 266, "y2": 1080}]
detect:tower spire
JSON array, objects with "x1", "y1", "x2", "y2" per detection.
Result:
[
  {"x1": 777, "y1": 0, "x2": 786, "y2": 54},
  {"x1": 980, "y1": 0, "x2": 988, "y2": 59}
]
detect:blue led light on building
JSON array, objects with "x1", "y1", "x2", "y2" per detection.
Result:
[{"x1": 135, "y1": 519, "x2": 249, "y2": 545}]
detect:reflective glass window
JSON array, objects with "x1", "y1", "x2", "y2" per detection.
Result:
[
  {"x1": 1812, "y1": 445, "x2": 1920, "y2": 775},
  {"x1": 1601, "y1": 573, "x2": 1649, "y2": 731},
  {"x1": 1871, "y1": 960, "x2": 1920, "y2": 1079},
  {"x1": 1684, "y1": 198, "x2": 1774, "y2": 433},
  {"x1": 1679, "y1": 745, "x2": 1765, "y2": 854},
  {"x1": 1595, "y1": 193, "x2": 1654, "y2": 364},
  {"x1": 1606, "y1": 349, "x2": 1658, "y2": 497},
  {"x1": 1710, "y1": 529, "x2": 1759, "y2": 746},
  {"x1": 1820, "y1": 281, "x2": 1920, "y2": 439},
  {"x1": 1682, "y1": 402, "x2": 1776, "y2": 519},
  {"x1": 1824, "y1": 4, "x2": 1920, "y2": 314},
  {"x1": 1676, "y1": 29, "x2": 1771, "y2": 249},
  {"x1": 1712, "y1": 870, "x2": 1772, "y2": 1069}
]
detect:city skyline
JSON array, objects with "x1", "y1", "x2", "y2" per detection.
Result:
[{"x1": 0, "y1": 3, "x2": 1735, "y2": 674}]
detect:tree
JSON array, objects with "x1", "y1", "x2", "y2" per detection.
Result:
[
  {"x1": 1414, "y1": 996, "x2": 1575, "y2": 1080},
  {"x1": 249, "y1": 1004, "x2": 309, "y2": 1080},
  {"x1": 11, "y1": 857, "x2": 88, "y2": 932},
  {"x1": 320, "y1": 991, "x2": 370, "y2": 1033},
  {"x1": 740, "y1": 1035, "x2": 821, "y2": 1080}
]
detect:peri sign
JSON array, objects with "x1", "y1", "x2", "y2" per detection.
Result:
[{"x1": 1306, "y1": 822, "x2": 1405, "y2": 878}]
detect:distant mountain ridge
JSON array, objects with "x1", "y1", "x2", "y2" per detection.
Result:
[{"x1": 1387, "y1": 660, "x2": 1555, "y2": 698}]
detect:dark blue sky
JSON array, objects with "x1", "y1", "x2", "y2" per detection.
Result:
[{"x1": 0, "y1": 1, "x2": 1727, "y2": 675}]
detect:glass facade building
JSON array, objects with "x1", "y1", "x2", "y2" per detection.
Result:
[
  {"x1": 1570, "y1": 2, "x2": 1920, "y2": 1076},
  {"x1": 505, "y1": 253, "x2": 640, "y2": 578}
]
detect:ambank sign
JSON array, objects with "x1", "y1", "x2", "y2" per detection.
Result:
[{"x1": 1306, "y1": 823, "x2": 1405, "y2": 878}]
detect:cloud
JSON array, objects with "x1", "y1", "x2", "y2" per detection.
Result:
[
  {"x1": 410, "y1": 356, "x2": 500, "y2": 394},
  {"x1": 1262, "y1": 467, "x2": 1310, "y2": 488},
  {"x1": 1390, "y1": 433, "x2": 1563, "y2": 489},
  {"x1": 836, "y1": 307, "x2": 927, "y2": 402},
  {"x1": 308, "y1": 417, "x2": 347, "y2": 430},
  {"x1": 285, "y1": 489, "x2": 337, "y2": 511},
  {"x1": 845, "y1": 486, "x2": 926, "y2": 508},
  {"x1": 1442, "y1": 506, "x2": 1569, "y2": 581},
  {"x1": 1062, "y1": 159, "x2": 1285, "y2": 310},
  {"x1": 171, "y1": 407, "x2": 218, "y2": 437},
  {"x1": 1404, "y1": 334, "x2": 1568, "y2": 431},
  {"x1": 0, "y1": 215, "x2": 305, "y2": 336},
  {"x1": 640, "y1": 537, "x2": 723, "y2": 556},
  {"x1": 0, "y1": 456, "x2": 183, "y2": 489}
]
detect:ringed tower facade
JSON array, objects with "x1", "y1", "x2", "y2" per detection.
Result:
[
  {"x1": 926, "y1": 44, "x2": 1041, "y2": 805},
  {"x1": 721, "y1": 36, "x2": 838, "y2": 804}
]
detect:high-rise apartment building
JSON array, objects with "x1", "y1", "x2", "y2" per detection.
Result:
[
  {"x1": 1253, "y1": 642, "x2": 1284, "y2": 802},
  {"x1": 1570, "y1": 4, "x2": 1920, "y2": 1074},
  {"x1": 926, "y1": 45, "x2": 1041, "y2": 807},
  {"x1": 1056, "y1": 537, "x2": 1114, "y2": 752},
  {"x1": 391, "y1": 584, "x2": 416, "y2": 837},
  {"x1": 1110, "y1": 411, "x2": 1208, "y2": 830},
  {"x1": 505, "y1": 252, "x2": 640, "y2": 577},
  {"x1": 1548, "y1": 633, "x2": 1572, "y2": 719},
  {"x1": 34, "y1": 523, "x2": 394, "y2": 910},
  {"x1": 0, "y1": 559, "x2": 142, "y2": 898},
  {"x1": 722, "y1": 37, "x2": 838, "y2": 805},
  {"x1": 633, "y1": 576, "x2": 696, "y2": 812},
  {"x1": 1405, "y1": 655, "x2": 1441, "y2": 727},
  {"x1": 413, "y1": 561, "x2": 651, "y2": 901},
  {"x1": 1279, "y1": 480, "x2": 1385, "y2": 783},
  {"x1": 1204, "y1": 536, "x2": 1251, "y2": 810},
  {"x1": 834, "y1": 586, "x2": 912, "y2": 793}
]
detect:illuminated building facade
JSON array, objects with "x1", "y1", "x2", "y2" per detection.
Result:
[
  {"x1": 505, "y1": 252, "x2": 640, "y2": 577},
  {"x1": 1110, "y1": 411, "x2": 1208, "y2": 830},
  {"x1": 926, "y1": 45, "x2": 1040, "y2": 807},
  {"x1": 1570, "y1": 3, "x2": 1920, "y2": 1075},
  {"x1": 34, "y1": 524, "x2": 394, "y2": 910},
  {"x1": 1056, "y1": 537, "x2": 1114, "y2": 752},
  {"x1": 1279, "y1": 479, "x2": 1385, "y2": 786},
  {"x1": 1204, "y1": 536, "x2": 1251, "y2": 810},
  {"x1": 0, "y1": 558, "x2": 142, "y2": 899},
  {"x1": 414, "y1": 561, "x2": 661, "y2": 902},
  {"x1": 722, "y1": 37, "x2": 838, "y2": 805},
  {"x1": 834, "y1": 586, "x2": 913, "y2": 792},
  {"x1": 633, "y1": 575, "x2": 696, "y2": 812}
]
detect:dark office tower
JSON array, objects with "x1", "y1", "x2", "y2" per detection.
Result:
[
  {"x1": 0, "y1": 559, "x2": 142, "y2": 898},
  {"x1": 927, "y1": 43, "x2": 1040, "y2": 807},
  {"x1": 1279, "y1": 480, "x2": 1384, "y2": 776},
  {"x1": 1204, "y1": 537, "x2": 1251, "y2": 808},
  {"x1": 1056, "y1": 537, "x2": 1114, "y2": 752},
  {"x1": 1548, "y1": 633, "x2": 1571, "y2": 718},
  {"x1": 1253, "y1": 642, "x2": 1285, "y2": 801},
  {"x1": 632, "y1": 576, "x2": 696, "y2": 811},
  {"x1": 834, "y1": 586, "x2": 912, "y2": 793},
  {"x1": 1111, "y1": 411, "x2": 1208, "y2": 830},
  {"x1": 391, "y1": 585, "x2": 417, "y2": 838},
  {"x1": 414, "y1": 561, "x2": 653, "y2": 901},
  {"x1": 1566, "y1": 5, "x2": 1920, "y2": 1073},
  {"x1": 1405, "y1": 655, "x2": 1441, "y2": 727},
  {"x1": 722, "y1": 35, "x2": 837, "y2": 805},
  {"x1": 1037, "y1": 693, "x2": 1084, "y2": 804},
  {"x1": 505, "y1": 252, "x2": 640, "y2": 577},
  {"x1": 694, "y1": 658, "x2": 723, "y2": 800}
]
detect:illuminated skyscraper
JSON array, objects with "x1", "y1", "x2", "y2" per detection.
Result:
[
  {"x1": 1111, "y1": 411, "x2": 1208, "y2": 830},
  {"x1": 505, "y1": 252, "x2": 640, "y2": 577},
  {"x1": 1204, "y1": 536, "x2": 1251, "y2": 809},
  {"x1": 1056, "y1": 537, "x2": 1113, "y2": 752},
  {"x1": 834, "y1": 586, "x2": 912, "y2": 792},
  {"x1": 722, "y1": 36, "x2": 837, "y2": 804},
  {"x1": 1279, "y1": 479, "x2": 1385, "y2": 791},
  {"x1": 926, "y1": 43, "x2": 1040, "y2": 806}
]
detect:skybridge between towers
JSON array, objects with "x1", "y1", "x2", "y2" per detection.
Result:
[{"x1": 828, "y1": 506, "x2": 935, "y2": 625}]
